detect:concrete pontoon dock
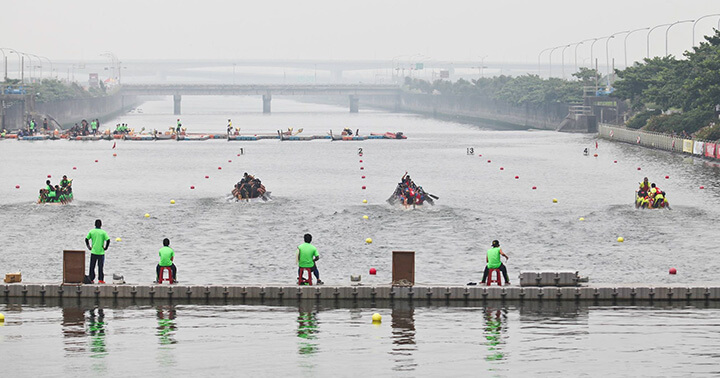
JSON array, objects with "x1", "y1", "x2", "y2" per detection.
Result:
[{"x1": 4, "y1": 283, "x2": 720, "y2": 302}]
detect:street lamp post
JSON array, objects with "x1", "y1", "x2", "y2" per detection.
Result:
[
  {"x1": 624, "y1": 27, "x2": 649, "y2": 67},
  {"x1": 0, "y1": 48, "x2": 8, "y2": 81},
  {"x1": 31, "y1": 54, "x2": 43, "y2": 80},
  {"x1": 589, "y1": 38, "x2": 602, "y2": 70},
  {"x1": 549, "y1": 45, "x2": 564, "y2": 78},
  {"x1": 560, "y1": 45, "x2": 570, "y2": 79},
  {"x1": 647, "y1": 23, "x2": 672, "y2": 58},
  {"x1": 537, "y1": 47, "x2": 553, "y2": 78},
  {"x1": 692, "y1": 14, "x2": 720, "y2": 46},
  {"x1": 39, "y1": 56, "x2": 53, "y2": 79},
  {"x1": 605, "y1": 31, "x2": 629, "y2": 85},
  {"x1": 666, "y1": 20, "x2": 694, "y2": 56}
]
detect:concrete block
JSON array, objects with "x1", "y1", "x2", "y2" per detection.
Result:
[
  {"x1": 334, "y1": 287, "x2": 353, "y2": 299},
  {"x1": 557, "y1": 287, "x2": 574, "y2": 300},
  {"x1": 353, "y1": 287, "x2": 372, "y2": 300},
  {"x1": 653, "y1": 287, "x2": 669, "y2": 300},
  {"x1": 392, "y1": 286, "x2": 412, "y2": 300},
  {"x1": 635, "y1": 287, "x2": 652, "y2": 300},
  {"x1": 578, "y1": 287, "x2": 595, "y2": 300},
  {"x1": 263, "y1": 286, "x2": 281, "y2": 299},
  {"x1": 134, "y1": 285, "x2": 151, "y2": 299},
  {"x1": 596, "y1": 288, "x2": 614, "y2": 300},
  {"x1": 540, "y1": 272, "x2": 556, "y2": 286},
  {"x1": 428, "y1": 287, "x2": 446, "y2": 300},
  {"x1": 96, "y1": 285, "x2": 115, "y2": 298},
  {"x1": 313, "y1": 286, "x2": 331, "y2": 299},
  {"x1": 615, "y1": 287, "x2": 634, "y2": 300},
  {"x1": 671, "y1": 287, "x2": 689, "y2": 300},
  {"x1": 465, "y1": 286, "x2": 483, "y2": 300},
  {"x1": 486, "y1": 287, "x2": 503, "y2": 299},
  {"x1": 184, "y1": 285, "x2": 203, "y2": 299},
  {"x1": 708, "y1": 287, "x2": 720, "y2": 300},
  {"x1": 450, "y1": 287, "x2": 466, "y2": 300},
  {"x1": 25, "y1": 284, "x2": 43, "y2": 297},
  {"x1": 558, "y1": 272, "x2": 578, "y2": 286},
  {"x1": 244, "y1": 286, "x2": 262, "y2": 299},
  {"x1": 207, "y1": 286, "x2": 227, "y2": 299},
  {"x1": 544, "y1": 287, "x2": 561, "y2": 299},
  {"x1": 689, "y1": 287, "x2": 708, "y2": 300},
  {"x1": 372, "y1": 286, "x2": 391, "y2": 299},
  {"x1": 78, "y1": 285, "x2": 96, "y2": 298},
  {"x1": 296, "y1": 286, "x2": 314, "y2": 299},
  {"x1": 113, "y1": 285, "x2": 132, "y2": 299},
  {"x1": 522, "y1": 287, "x2": 541, "y2": 299},
  {"x1": 153, "y1": 285, "x2": 171, "y2": 298},
  {"x1": 519, "y1": 272, "x2": 539, "y2": 287},
  {"x1": 502, "y1": 287, "x2": 520, "y2": 299}
]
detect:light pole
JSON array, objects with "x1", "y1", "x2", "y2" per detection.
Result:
[
  {"x1": 8, "y1": 49, "x2": 22, "y2": 82},
  {"x1": 693, "y1": 14, "x2": 720, "y2": 45},
  {"x1": 39, "y1": 56, "x2": 53, "y2": 78},
  {"x1": 0, "y1": 48, "x2": 8, "y2": 81},
  {"x1": 624, "y1": 27, "x2": 649, "y2": 67},
  {"x1": 30, "y1": 54, "x2": 43, "y2": 79},
  {"x1": 589, "y1": 38, "x2": 603, "y2": 68},
  {"x1": 549, "y1": 45, "x2": 564, "y2": 78},
  {"x1": 573, "y1": 41, "x2": 585, "y2": 74},
  {"x1": 666, "y1": 19, "x2": 694, "y2": 56},
  {"x1": 647, "y1": 23, "x2": 672, "y2": 58},
  {"x1": 537, "y1": 47, "x2": 553, "y2": 78},
  {"x1": 605, "y1": 31, "x2": 629, "y2": 85},
  {"x1": 560, "y1": 45, "x2": 570, "y2": 79}
]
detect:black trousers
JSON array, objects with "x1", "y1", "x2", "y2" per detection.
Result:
[
  {"x1": 481, "y1": 263, "x2": 510, "y2": 283},
  {"x1": 89, "y1": 254, "x2": 105, "y2": 282},
  {"x1": 156, "y1": 264, "x2": 177, "y2": 281}
]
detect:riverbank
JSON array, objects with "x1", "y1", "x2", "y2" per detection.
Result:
[{"x1": 599, "y1": 123, "x2": 720, "y2": 160}]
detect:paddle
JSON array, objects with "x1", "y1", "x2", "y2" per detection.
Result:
[{"x1": 427, "y1": 193, "x2": 439, "y2": 200}]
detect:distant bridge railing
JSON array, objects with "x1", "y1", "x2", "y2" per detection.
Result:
[{"x1": 119, "y1": 84, "x2": 402, "y2": 96}]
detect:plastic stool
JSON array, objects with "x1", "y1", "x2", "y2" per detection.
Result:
[
  {"x1": 298, "y1": 267, "x2": 313, "y2": 285},
  {"x1": 486, "y1": 268, "x2": 502, "y2": 286},
  {"x1": 158, "y1": 266, "x2": 174, "y2": 284}
]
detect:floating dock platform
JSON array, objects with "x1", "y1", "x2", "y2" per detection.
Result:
[{"x1": 4, "y1": 283, "x2": 720, "y2": 302}]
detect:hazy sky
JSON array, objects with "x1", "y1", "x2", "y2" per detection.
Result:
[{"x1": 2, "y1": 0, "x2": 719, "y2": 64}]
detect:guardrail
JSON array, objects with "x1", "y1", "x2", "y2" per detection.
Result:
[{"x1": 598, "y1": 123, "x2": 720, "y2": 159}]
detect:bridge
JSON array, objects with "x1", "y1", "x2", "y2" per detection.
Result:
[{"x1": 119, "y1": 84, "x2": 402, "y2": 114}]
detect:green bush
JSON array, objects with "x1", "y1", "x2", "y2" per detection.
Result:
[
  {"x1": 694, "y1": 122, "x2": 720, "y2": 141},
  {"x1": 644, "y1": 108, "x2": 714, "y2": 134},
  {"x1": 626, "y1": 109, "x2": 661, "y2": 129}
]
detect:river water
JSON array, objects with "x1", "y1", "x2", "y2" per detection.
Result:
[{"x1": 2, "y1": 96, "x2": 720, "y2": 374}]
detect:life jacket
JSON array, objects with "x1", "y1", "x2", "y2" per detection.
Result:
[{"x1": 639, "y1": 182, "x2": 650, "y2": 191}]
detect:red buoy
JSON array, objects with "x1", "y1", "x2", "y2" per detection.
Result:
[
  {"x1": 614, "y1": 160, "x2": 617, "y2": 163},
  {"x1": 700, "y1": 186, "x2": 705, "y2": 189},
  {"x1": 362, "y1": 186, "x2": 366, "y2": 190},
  {"x1": 361, "y1": 176, "x2": 366, "y2": 179},
  {"x1": 369, "y1": 268, "x2": 377, "y2": 275},
  {"x1": 665, "y1": 175, "x2": 669, "y2": 179},
  {"x1": 113, "y1": 153, "x2": 117, "y2": 157},
  {"x1": 228, "y1": 160, "x2": 232, "y2": 163},
  {"x1": 205, "y1": 175, "x2": 209, "y2": 179},
  {"x1": 487, "y1": 160, "x2": 491, "y2": 163},
  {"x1": 73, "y1": 167, "x2": 77, "y2": 170},
  {"x1": 514, "y1": 176, "x2": 519, "y2": 179},
  {"x1": 15, "y1": 185, "x2": 19, "y2": 189},
  {"x1": 190, "y1": 186, "x2": 195, "y2": 189},
  {"x1": 359, "y1": 160, "x2": 363, "y2": 163},
  {"x1": 532, "y1": 186, "x2": 537, "y2": 190},
  {"x1": 593, "y1": 153, "x2": 598, "y2": 157},
  {"x1": 218, "y1": 167, "x2": 222, "y2": 170},
  {"x1": 237, "y1": 154, "x2": 240, "y2": 156},
  {"x1": 669, "y1": 267, "x2": 677, "y2": 275},
  {"x1": 360, "y1": 167, "x2": 364, "y2": 170},
  {"x1": 47, "y1": 174, "x2": 51, "y2": 178},
  {"x1": 94, "y1": 160, "x2": 98, "y2": 163},
  {"x1": 637, "y1": 167, "x2": 641, "y2": 170}
]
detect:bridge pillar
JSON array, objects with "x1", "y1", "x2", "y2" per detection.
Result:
[
  {"x1": 262, "y1": 94, "x2": 271, "y2": 114},
  {"x1": 349, "y1": 95, "x2": 359, "y2": 113},
  {"x1": 173, "y1": 94, "x2": 181, "y2": 115}
]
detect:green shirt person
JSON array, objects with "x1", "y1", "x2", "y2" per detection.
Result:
[
  {"x1": 481, "y1": 240, "x2": 510, "y2": 285},
  {"x1": 85, "y1": 219, "x2": 110, "y2": 283},
  {"x1": 156, "y1": 238, "x2": 177, "y2": 283},
  {"x1": 297, "y1": 233, "x2": 322, "y2": 285}
]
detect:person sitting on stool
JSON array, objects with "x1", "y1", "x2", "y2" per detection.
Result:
[
  {"x1": 297, "y1": 233, "x2": 319, "y2": 284},
  {"x1": 481, "y1": 240, "x2": 510, "y2": 284},
  {"x1": 156, "y1": 238, "x2": 177, "y2": 283}
]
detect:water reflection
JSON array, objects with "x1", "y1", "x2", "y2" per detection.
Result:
[
  {"x1": 87, "y1": 308, "x2": 108, "y2": 358},
  {"x1": 390, "y1": 306, "x2": 416, "y2": 371},
  {"x1": 62, "y1": 307, "x2": 85, "y2": 354},
  {"x1": 297, "y1": 304, "x2": 319, "y2": 356},
  {"x1": 483, "y1": 307, "x2": 507, "y2": 361},
  {"x1": 156, "y1": 306, "x2": 178, "y2": 345}
]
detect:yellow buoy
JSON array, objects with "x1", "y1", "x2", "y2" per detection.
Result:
[
  {"x1": 365, "y1": 238, "x2": 373, "y2": 244},
  {"x1": 170, "y1": 199, "x2": 176, "y2": 204},
  {"x1": 144, "y1": 213, "x2": 150, "y2": 218},
  {"x1": 579, "y1": 217, "x2": 585, "y2": 221},
  {"x1": 552, "y1": 198, "x2": 558, "y2": 203},
  {"x1": 363, "y1": 215, "x2": 369, "y2": 220},
  {"x1": 617, "y1": 237, "x2": 624, "y2": 243},
  {"x1": 115, "y1": 237, "x2": 121, "y2": 242},
  {"x1": 362, "y1": 199, "x2": 368, "y2": 204},
  {"x1": 0, "y1": 313, "x2": 4, "y2": 322},
  {"x1": 372, "y1": 313, "x2": 382, "y2": 323}
]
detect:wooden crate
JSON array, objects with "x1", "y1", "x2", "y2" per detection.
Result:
[
  {"x1": 63, "y1": 250, "x2": 85, "y2": 284},
  {"x1": 392, "y1": 251, "x2": 415, "y2": 285}
]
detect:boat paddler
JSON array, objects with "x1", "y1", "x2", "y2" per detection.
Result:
[{"x1": 639, "y1": 177, "x2": 650, "y2": 192}]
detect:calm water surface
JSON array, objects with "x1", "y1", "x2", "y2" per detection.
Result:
[{"x1": 2, "y1": 300, "x2": 720, "y2": 376}]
